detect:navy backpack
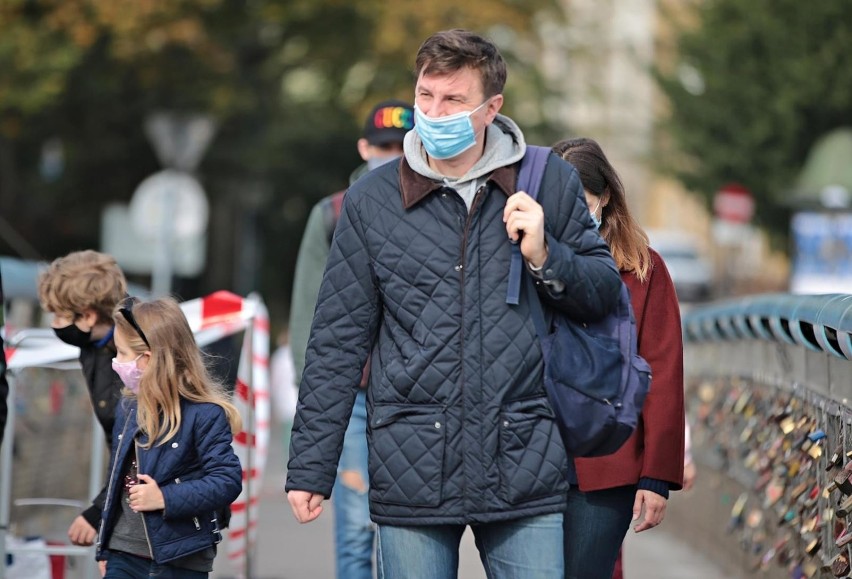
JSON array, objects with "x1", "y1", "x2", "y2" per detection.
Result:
[{"x1": 506, "y1": 145, "x2": 651, "y2": 458}]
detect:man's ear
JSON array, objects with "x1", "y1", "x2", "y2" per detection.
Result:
[
  {"x1": 485, "y1": 94, "x2": 504, "y2": 124},
  {"x1": 357, "y1": 138, "x2": 371, "y2": 162}
]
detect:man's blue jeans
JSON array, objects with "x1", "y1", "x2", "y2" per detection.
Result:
[
  {"x1": 375, "y1": 513, "x2": 563, "y2": 579},
  {"x1": 332, "y1": 390, "x2": 374, "y2": 579},
  {"x1": 562, "y1": 485, "x2": 635, "y2": 579}
]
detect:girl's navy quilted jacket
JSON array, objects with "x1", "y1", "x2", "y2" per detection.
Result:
[{"x1": 96, "y1": 398, "x2": 242, "y2": 564}]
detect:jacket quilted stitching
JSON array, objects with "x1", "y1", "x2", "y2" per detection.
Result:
[
  {"x1": 286, "y1": 152, "x2": 621, "y2": 525},
  {"x1": 97, "y1": 398, "x2": 242, "y2": 564}
]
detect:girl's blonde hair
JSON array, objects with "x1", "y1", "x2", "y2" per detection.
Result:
[
  {"x1": 552, "y1": 137, "x2": 651, "y2": 282},
  {"x1": 114, "y1": 297, "x2": 242, "y2": 448}
]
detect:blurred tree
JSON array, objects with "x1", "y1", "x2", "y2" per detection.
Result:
[
  {"x1": 0, "y1": 0, "x2": 563, "y2": 327},
  {"x1": 654, "y1": 0, "x2": 852, "y2": 244}
]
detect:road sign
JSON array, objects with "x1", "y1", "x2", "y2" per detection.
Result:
[
  {"x1": 128, "y1": 169, "x2": 209, "y2": 240},
  {"x1": 127, "y1": 169, "x2": 209, "y2": 295},
  {"x1": 101, "y1": 203, "x2": 206, "y2": 277},
  {"x1": 145, "y1": 112, "x2": 216, "y2": 172},
  {"x1": 714, "y1": 183, "x2": 755, "y2": 223}
]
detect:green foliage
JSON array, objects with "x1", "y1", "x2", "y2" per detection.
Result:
[
  {"x1": 655, "y1": 0, "x2": 852, "y2": 244},
  {"x1": 0, "y1": 0, "x2": 563, "y2": 326}
]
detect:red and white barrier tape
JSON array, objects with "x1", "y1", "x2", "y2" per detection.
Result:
[
  {"x1": 226, "y1": 292, "x2": 270, "y2": 566},
  {"x1": 3, "y1": 290, "x2": 271, "y2": 570}
]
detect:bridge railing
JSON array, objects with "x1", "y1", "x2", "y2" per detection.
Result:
[{"x1": 676, "y1": 293, "x2": 852, "y2": 579}]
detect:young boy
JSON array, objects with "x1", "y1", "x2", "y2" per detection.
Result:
[{"x1": 37, "y1": 250, "x2": 127, "y2": 546}]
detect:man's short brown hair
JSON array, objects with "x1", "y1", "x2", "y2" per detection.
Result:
[
  {"x1": 38, "y1": 250, "x2": 127, "y2": 323},
  {"x1": 414, "y1": 29, "x2": 507, "y2": 99}
]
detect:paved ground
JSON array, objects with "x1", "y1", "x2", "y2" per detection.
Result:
[{"x1": 212, "y1": 428, "x2": 734, "y2": 579}]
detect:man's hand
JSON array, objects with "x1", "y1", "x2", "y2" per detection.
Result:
[
  {"x1": 67, "y1": 515, "x2": 97, "y2": 546},
  {"x1": 128, "y1": 474, "x2": 165, "y2": 512},
  {"x1": 632, "y1": 490, "x2": 667, "y2": 532},
  {"x1": 288, "y1": 490, "x2": 325, "y2": 523},
  {"x1": 503, "y1": 192, "x2": 547, "y2": 268}
]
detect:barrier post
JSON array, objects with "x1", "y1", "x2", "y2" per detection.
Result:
[
  {"x1": 243, "y1": 318, "x2": 255, "y2": 579},
  {"x1": 0, "y1": 373, "x2": 16, "y2": 579}
]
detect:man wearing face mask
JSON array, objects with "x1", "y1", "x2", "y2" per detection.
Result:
[
  {"x1": 37, "y1": 250, "x2": 128, "y2": 547},
  {"x1": 286, "y1": 29, "x2": 620, "y2": 578},
  {"x1": 288, "y1": 98, "x2": 414, "y2": 579}
]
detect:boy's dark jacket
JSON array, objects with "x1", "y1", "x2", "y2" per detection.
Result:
[{"x1": 79, "y1": 342, "x2": 124, "y2": 527}]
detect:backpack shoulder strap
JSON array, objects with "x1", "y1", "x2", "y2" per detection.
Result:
[
  {"x1": 506, "y1": 145, "x2": 552, "y2": 305},
  {"x1": 321, "y1": 189, "x2": 347, "y2": 245}
]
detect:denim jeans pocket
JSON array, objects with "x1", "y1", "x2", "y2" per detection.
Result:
[
  {"x1": 498, "y1": 397, "x2": 569, "y2": 504},
  {"x1": 369, "y1": 404, "x2": 446, "y2": 507}
]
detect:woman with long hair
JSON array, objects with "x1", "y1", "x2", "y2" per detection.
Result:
[{"x1": 553, "y1": 137, "x2": 685, "y2": 579}]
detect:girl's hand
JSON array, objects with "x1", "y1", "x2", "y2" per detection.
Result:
[
  {"x1": 99, "y1": 560, "x2": 107, "y2": 577},
  {"x1": 128, "y1": 474, "x2": 165, "y2": 512}
]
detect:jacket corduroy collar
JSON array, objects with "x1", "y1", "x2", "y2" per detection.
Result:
[{"x1": 399, "y1": 158, "x2": 518, "y2": 210}]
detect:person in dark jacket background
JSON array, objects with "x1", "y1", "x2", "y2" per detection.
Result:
[
  {"x1": 286, "y1": 29, "x2": 621, "y2": 578},
  {"x1": 553, "y1": 137, "x2": 685, "y2": 579},
  {"x1": 37, "y1": 250, "x2": 127, "y2": 546},
  {"x1": 97, "y1": 297, "x2": 242, "y2": 578}
]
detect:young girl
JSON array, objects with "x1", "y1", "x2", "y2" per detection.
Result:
[{"x1": 96, "y1": 297, "x2": 243, "y2": 578}]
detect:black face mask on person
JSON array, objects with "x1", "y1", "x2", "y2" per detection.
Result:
[{"x1": 53, "y1": 323, "x2": 92, "y2": 348}]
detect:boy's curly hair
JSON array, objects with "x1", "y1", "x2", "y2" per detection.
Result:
[{"x1": 38, "y1": 250, "x2": 127, "y2": 323}]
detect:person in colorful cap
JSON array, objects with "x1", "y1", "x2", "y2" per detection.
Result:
[{"x1": 288, "y1": 98, "x2": 413, "y2": 579}]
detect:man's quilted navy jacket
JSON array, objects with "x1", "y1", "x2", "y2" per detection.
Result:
[
  {"x1": 286, "y1": 152, "x2": 621, "y2": 525},
  {"x1": 97, "y1": 398, "x2": 242, "y2": 563}
]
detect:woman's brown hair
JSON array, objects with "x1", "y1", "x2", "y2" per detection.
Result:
[{"x1": 552, "y1": 137, "x2": 651, "y2": 282}]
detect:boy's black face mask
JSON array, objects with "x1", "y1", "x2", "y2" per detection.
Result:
[{"x1": 53, "y1": 323, "x2": 92, "y2": 348}]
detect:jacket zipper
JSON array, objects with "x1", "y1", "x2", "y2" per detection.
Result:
[
  {"x1": 174, "y1": 477, "x2": 202, "y2": 530},
  {"x1": 135, "y1": 440, "x2": 155, "y2": 559},
  {"x1": 96, "y1": 409, "x2": 134, "y2": 553},
  {"x1": 458, "y1": 184, "x2": 487, "y2": 510}
]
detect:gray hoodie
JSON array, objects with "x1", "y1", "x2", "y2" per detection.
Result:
[{"x1": 403, "y1": 114, "x2": 527, "y2": 210}]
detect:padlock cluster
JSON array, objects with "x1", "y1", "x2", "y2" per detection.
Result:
[{"x1": 693, "y1": 377, "x2": 852, "y2": 578}]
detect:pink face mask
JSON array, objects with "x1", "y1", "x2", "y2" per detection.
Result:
[{"x1": 112, "y1": 355, "x2": 144, "y2": 393}]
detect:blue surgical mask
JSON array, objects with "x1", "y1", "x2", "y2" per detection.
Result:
[
  {"x1": 413, "y1": 101, "x2": 488, "y2": 160},
  {"x1": 589, "y1": 198, "x2": 602, "y2": 230}
]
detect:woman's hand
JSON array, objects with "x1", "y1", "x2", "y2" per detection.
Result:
[{"x1": 632, "y1": 490, "x2": 667, "y2": 532}]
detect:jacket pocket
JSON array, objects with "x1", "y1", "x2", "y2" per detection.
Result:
[
  {"x1": 369, "y1": 404, "x2": 446, "y2": 507},
  {"x1": 498, "y1": 397, "x2": 569, "y2": 504}
]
